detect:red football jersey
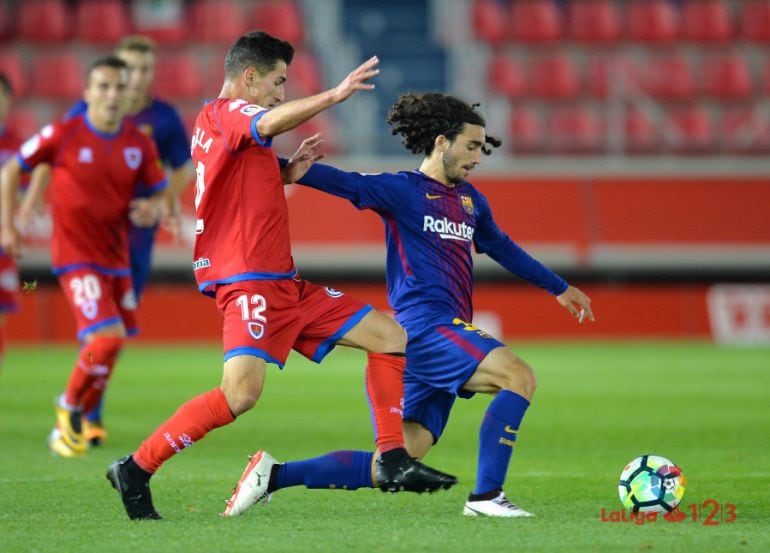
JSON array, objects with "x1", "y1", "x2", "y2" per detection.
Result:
[
  {"x1": 191, "y1": 98, "x2": 295, "y2": 296},
  {"x1": 18, "y1": 115, "x2": 167, "y2": 273}
]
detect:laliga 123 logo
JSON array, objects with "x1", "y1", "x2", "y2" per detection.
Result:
[{"x1": 601, "y1": 454, "x2": 737, "y2": 525}]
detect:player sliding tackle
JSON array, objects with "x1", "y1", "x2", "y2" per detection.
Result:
[
  {"x1": 241, "y1": 92, "x2": 595, "y2": 518},
  {"x1": 106, "y1": 32, "x2": 456, "y2": 521}
]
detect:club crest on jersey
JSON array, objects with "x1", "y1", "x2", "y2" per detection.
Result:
[
  {"x1": 325, "y1": 286, "x2": 343, "y2": 298},
  {"x1": 124, "y1": 147, "x2": 142, "y2": 170},
  {"x1": 248, "y1": 321, "x2": 265, "y2": 340},
  {"x1": 78, "y1": 147, "x2": 93, "y2": 163},
  {"x1": 460, "y1": 195, "x2": 474, "y2": 215}
]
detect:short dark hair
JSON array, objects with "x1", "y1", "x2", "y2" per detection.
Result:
[
  {"x1": 116, "y1": 35, "x2": 156, "y2": 55},
  {"x1": 387, "y1": 93, "x2": 501, "y2": 156},
  {"x1": 86, "y1": 55, "x2": 128, "y2": 82},
  {"x1": 0, "y1": 72, "x2": 12, "y2": 96},
  {"x1": 224, "y1": 31, "x2": 294, "y2": 78}
]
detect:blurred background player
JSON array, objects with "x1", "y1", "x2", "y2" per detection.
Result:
[
  {"x1": 0, "y1": 73, "x2": 21, "y2": 376},
  {"x1": 0, "y1": 56, "x2": 167, "y2": 457},
  {"x1": 18, "y1": 36, "x2": 194, "y2": 445},
  {"x1": 106, "y1": 31, "x2": 455, "y2": 522},
  {"x1": 235, "y1": 92, "x2": 594, "y2": 518}
]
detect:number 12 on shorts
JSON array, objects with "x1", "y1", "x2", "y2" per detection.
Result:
[{"x1": 236, "y1": 293, "x2": 267, "y2": 340}]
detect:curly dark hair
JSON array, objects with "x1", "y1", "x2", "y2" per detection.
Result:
[{"x1": 387, "y1": 93, "x2": 501, "y2": 156}]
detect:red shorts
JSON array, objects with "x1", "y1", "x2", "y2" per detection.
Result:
[
  {"x1": 58, "y1": 268, "x2": 138, "y2": 341},
  {"x1": 0, "y1": 253, "x2": 19, "y2": 313},
  {"x1": 216, "y1": 278, "x2": 372, "y2": 367}
]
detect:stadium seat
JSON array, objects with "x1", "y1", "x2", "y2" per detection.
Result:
[
  {"x1": 624, "y1": 106, "x2": 658, "y2": 153},
  {"x1": 153, "y1": 54, "x2": 204, "y2": 99},
  {"x1": 472, "y1": 0, "x2": 508, "y2": 46},
  {"x1": 585, "y1": 55, "x2": 635, "y2": 99},
  {"x1": 250, "y1": 0, "x2": 305, "y2": 45},
  {"x1": 702, "y1": 54, "x2": 752, "y2": 100},
  {"x1": 488, "y1": 53, "x2": 527, "y2": 99},
  {"x1": 642, "y1": 53, "x2": 697, "y2": 99},
  {"x1": 510, "y1": 0, "x2": 563, "y2": 42},
  {"x1": 681, "y1": 0, "x2": 732, "y2": 42},
  {"x1": 19, "y1": 0, "x2": 72, "y2": 42},
  {"x1": 721, "y1": 105, "x2": 770, "y2": 153},
  {"x1": 568, "y1": 0, "x2": 621, "y2": 43},
  {"x1": 286, "y1": 50, "x2": 322, "y2": 97},
  {"x1": 0, "y1": 51, "x2": 28, "y2": 96},
  {"x1": 32, "y1": 53, "x2": 84, "y2": 100},
  {"x1": 626, "y1": 0, "x2": 679, "y2": 43},
  {"x1": 0, "y1": 2, "x2": 10, "y2": 40},
  {"x1": 547, "y1": 105, "x2": 605, "y2": 153},
  {"x1": 529, "y1": 54, "x2": 580, "y2": 99},
  {"x1": 190, "y1": 0, "x2": 247, "y2": 43},
  {"x1": 75, "y1": 0, "x2": 132, "y2": 44},
  {"x1": 740, "y1": 1, "x2": 770, "y2": 42},
  {"x1": 508, "y1": 105, "x2": 545, "y2": 153},
  {"x1": 664, "y1": 106, "x2": 715, "y2": 153}
]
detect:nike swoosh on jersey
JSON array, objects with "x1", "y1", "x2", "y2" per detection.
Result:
[
  {"x1": 503, "y1": 425, "x2": 518, "y2": 434},
  {"x1": 425, "y1": 193, "x2": 442, "y2": 199}
]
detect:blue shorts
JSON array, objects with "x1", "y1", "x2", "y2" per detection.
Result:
[
  {"x1": 128, "y1": 223, "x2": 158, "y2": 301},
  {"x1": 402, "y1": 315, "x2": 505, "y2": 442}
]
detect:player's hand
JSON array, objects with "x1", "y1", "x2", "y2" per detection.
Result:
[
  {"x1": 556, "y1": 285, "x2": 595, "y2": 323},
  {"x1": 129, "y1": 198, "x2": 162, "y2": 228},
  {"x1": 0, "y1": 224, "x2": 22, "y2": 258},
  {"x1": 331, "y1": 56, "x2": 379, "y2": 103},
  {"x1": 282, "y1": 133, "x2": 325, "y2": 183},
  {"x1": 163, "y1": 212, "x2": 182, "y2": 244}
]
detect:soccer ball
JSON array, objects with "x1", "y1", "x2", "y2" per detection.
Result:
[{"x1": 618, "y1": 454, "x2": 686, "y2": 513}]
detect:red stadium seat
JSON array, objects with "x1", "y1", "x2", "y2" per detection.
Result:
[
  {"x1": 702, "y1": 54, "x2": 752, "y2": 100},
  {"x1": 568, "y1": 0, "x2": 621, "y2": 43},
  {"x1": 0, "y1": 51, "x2": 28, "y2": 97},
  {"x1": 627, "y1": 0, "x2": 679, "y2": 43},
  {"x1": 286, "y1": 50, "x2": 322, "y2": 97},
  {"x1": 75, "y1": 0, "x2": 132, "y2": 44},
  {"x1": 548, "y1": 106, "x2": 605, "y2": 153},
  {"x1": 664, "y1": 106, "x2": 715, "y2": 153},
  {"x1": 0, "y1": 2, "x2": 10, "y2": 40},
  {"x1": 153, "y1": 54, "x2": 204, "y2": 99},
  {"x1": 472, "y1": 0, "x2": 508, "y2": 46},
  {"x1": 681, "y1": 0, "x2": 732, "y2": 42},
  {"x1": 763, "y1": 57, "x2": 770, "y2": 95},
  {"x1": 642, "y1": 53, "x2": 697, "y2": 99},
  {"x1": 529, "y1": 54, "x2": 580, "y2": 99},
  {"x1": 510, "y1": 0, "x2": 563, "y2": 42},
  {"x1": 624, "y1": 106, "x2": 658, "y2": 153},
  {"x1": 190, "y1": 0, "x2": 247, "y2": 43},
  {"x1": 721, "y1": 106, "x2": 770, "y2": 153},
  {"x1": 19, "y1": 0, "x2": 72, "y2": 42},
  {"x1": 740, "y1": 1, "x2": 770, "y2": 42},
  {"x1": 32, "y1": 53, "x2": 84, "y2": 100},
  {"x1": 585, "y1": 55, "x2": 635, "y2": 99},
  {"x1": 508, "y1": 105, "x2": 545, "y2": 153},
  {"x1": 250, "y1": 0, "x2": 305, "y2": 45},
  {"x1": 488, "y1": 54, "x2": 527, "y2": 99}
]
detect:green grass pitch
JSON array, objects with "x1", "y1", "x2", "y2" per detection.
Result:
[{"x1": 1, "y1": 341, "x2": 768, "y2": 552}]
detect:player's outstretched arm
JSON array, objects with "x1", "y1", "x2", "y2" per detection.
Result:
[
  {"x1": 18, "y1": 163, "x2": 51, "y2": 232},
  {"x1": 281, "y1": 133, "x2": 325, "y2": 184},
  {"x1": 129, "y1": 194, "x2": 164, "y2": 228},
  {"x1": 257, "y1": 56, "x2": 379, "y2": 139},
  {"x1": 0, "y1": 157, "x2": 24, "y2": 257},
  {"x1": 556, "y1": 285, "x2": 595, "y2": 323}
]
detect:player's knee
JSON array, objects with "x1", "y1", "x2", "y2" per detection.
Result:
[
  {"x1": 501, "y1": 357, "x2": 537, "y2": 399},
  {"x1": 381, "y1": 319, "x2": 407, "y2": 353},
  {"x1": 221, "y1": 383, "x2": 262, "y2": 416}
]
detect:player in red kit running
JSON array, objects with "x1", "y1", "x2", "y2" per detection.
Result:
[
  {"x1": 0, "y1": 73, "x2": 21, "y2": 376},
  {"x1": 0, "y1": 56, "x2": 167, "y2": 456},
  {"x1": 104, "y1": 32, "x2": 456, "y2": 521}
]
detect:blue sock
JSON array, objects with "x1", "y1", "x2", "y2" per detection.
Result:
[
  {"x1": 86, "y1": 396, "x2": 104, "y2": 423},
  {"x1": 274, "y1": 451, "x2": 374, "y2": 491},
  {"x1": 474, "y1": 390, "x2": 530, "y2": 495}
]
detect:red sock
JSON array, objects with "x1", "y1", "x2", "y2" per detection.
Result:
[
  {"x1": 365, "y1": 352, "x2": 405, "y2": 453},
  {"x1": 133, "y1": 387, "x2": 234, "y2": 474},
  {"x1": 64, "y1": 336, "x2": 123, "y2": 410}
]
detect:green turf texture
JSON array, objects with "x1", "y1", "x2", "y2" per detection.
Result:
[{"x1": 1, "y1": 342, "x2": 768, "y2": 552}]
